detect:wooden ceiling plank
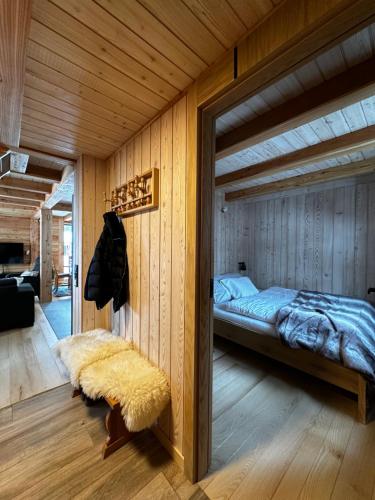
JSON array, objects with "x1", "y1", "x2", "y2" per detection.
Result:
[
  {"x1": 96, "y1": 0, "x2": 207, "y2": 77},
  {"x1": 32, "y1": 0, "x2": 180, "y2": 101},
  {"x1": 26, "y1": 165, "x2": 62, "y2": 183},
  {"x1": 0, "y1": 0, "x2": 32, "y2": 147},
  {"x1": 25, "y1": 59, "x2": 149, "y2": 126},
  {"x1": 183, "y1": 0, "x2": 247, "y2": 48},
  {"x1": 24, "y1": 76, "x2": 139, "y2": 133},
  {"x1": 50, "y1": 0, "x2": 192, "y2": 90},
  {"x1": 0, "y1": 176, "x2": 52, "y2": 194},
  {"x1": 227, "y1": 0, "x2": 274, "y2": 29},
  {"x1": 0, "y1": 196, "x2": 40, "y2": 207},
  {"x1": 0, "y1": 186, "x2": 45, "y2": 202},
  {"x1": 216, "y1": 124, "x2": 375, "y2": 187},
  {"x1": 20, "y1": 126, "x2": 113, "y2": 159},
  {"x1": 21, "y1": 112, "x2": 122, "y2": 149},
  {"x1": 225, "y1": 158, "x2": 375, "y2": 201},
  {"x1": 139, "y1": 0, "x2": 225, "y2": 62},
  {"x1": 216, "y1": 56, "x2": 375, "y2": 160},
  {"x1": 29, "y1": 20, "x2": 167, "y2": 111},
  {"x1": 23, "y1": 94, "x2": 129, "y2": 142},
  {"x1": 20, "y1": 135, "x2": 83, "y2": 158}
]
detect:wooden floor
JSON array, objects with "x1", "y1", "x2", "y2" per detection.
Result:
[
  {"x1": 0, "y1": 384, "x2": 207, "y2": 499},
  {"x1": 0, "y1": 300, "x2": 68, "y2": 409},
  {"x1": 200, "y1": 337, "x2": 375, "y2": 500}
]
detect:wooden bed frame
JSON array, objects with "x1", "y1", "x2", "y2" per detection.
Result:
[{"x1": 214, "y1": 318, "x2": 374, "y2": 424}]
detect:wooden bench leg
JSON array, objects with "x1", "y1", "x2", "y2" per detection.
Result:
[{"x1": 102, "y1": 401, "x2": 134, "y2": 459}]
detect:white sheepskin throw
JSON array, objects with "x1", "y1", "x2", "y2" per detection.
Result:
[
  {"x1": 56, "y1": 329, "x2": 170, "y2": 432},
  {"x1": 55, "y1": 329, "x2": 133, "y2": 387},
  {"x1": 79, "y1": 350, "x2": 170, "y2": 432}
]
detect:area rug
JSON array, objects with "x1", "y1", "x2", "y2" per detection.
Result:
[{"x1": 41, "y1": 299, "x2": 71, "y2": 339}]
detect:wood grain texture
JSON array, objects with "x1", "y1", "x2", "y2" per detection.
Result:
[
  {"x1": 215, "y1": 176, "x2": 375, "y2": 299},
  {"x1": 200, "y1": 337, "x2": 375, "y2": 500},
  {"x1": 0, "y1": 301, "x2": 68, "y2": 410},
  {"x1": 76, "y1": 155, "x2": 109, "y2": 333},
  {"x1": 40, "y1": 208, "x2": 52, "y2": 303},
  {"x1": 0, "y1": 384, "x2": 207, "y2": 499},
  {"x1": 106, "y1": 97, "x2": 187, "y2": 464},
  {"x1": 0, "y1": 0, "x2": 31, "y2": 146}
]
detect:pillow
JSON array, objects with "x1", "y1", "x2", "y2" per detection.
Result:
[
  {"x1": 14, "y1": 277, "x2": 24, "y2": 286},
  {"x1": 220, "y1": 276, "x2": 258, "y2": 299},
  {"x1": 214, "y1": 280, "x2": 231, "y2": 304},
  {"x1": 21, "y1": 270, "x2": 38, "y2": 277}
]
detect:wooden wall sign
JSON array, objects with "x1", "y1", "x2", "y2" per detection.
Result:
[{"x1": 106, "y1": 168, "x2": 159, "y2": 217}]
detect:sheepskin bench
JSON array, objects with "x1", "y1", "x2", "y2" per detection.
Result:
[{"x1": 56, "y1": 329, "x2": 170, "y2": 458}]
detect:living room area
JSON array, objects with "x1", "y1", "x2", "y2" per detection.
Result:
[{"x1": 0, "y1": 151, "x2": 74, "y2": 409}]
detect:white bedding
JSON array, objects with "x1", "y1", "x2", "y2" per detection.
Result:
[
  {"x1": 214, "y1": 304, "x2": 277, "y2": 337},
  {"x1": 218, "y1": 287, "x2": 298, "y2": 324}
]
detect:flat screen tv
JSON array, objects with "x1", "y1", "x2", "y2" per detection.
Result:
[{"x1": 0, "y1": 242, "x2": 24, "y2": 264}]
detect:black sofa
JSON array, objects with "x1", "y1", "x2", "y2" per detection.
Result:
[{"x1": 0, "y1": 278, "x2": 35, "y2": 332}]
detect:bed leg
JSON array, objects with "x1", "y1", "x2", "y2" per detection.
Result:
[
  {"x1": 358, "y1": 376, "x2": 368, "y2": 424},
  {"x1": 102, "y1": 400, "x2": 134, "y2": 459}
]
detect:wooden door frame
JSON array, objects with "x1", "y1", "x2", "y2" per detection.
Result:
[{"x1": 190, "y1": 1, "x2": 375, "y2": 483}]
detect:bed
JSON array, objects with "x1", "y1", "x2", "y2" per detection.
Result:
[{"x1": 213, "y1": 274, "x2": 375, "y2": 423}]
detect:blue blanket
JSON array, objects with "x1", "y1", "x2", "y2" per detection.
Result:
[{"x1": 276, "y1": 290, "x2": 375, "y2": 382}]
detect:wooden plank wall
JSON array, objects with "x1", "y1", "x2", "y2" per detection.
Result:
[
  {"x1": 75, "y1": 155, "x2": 109, "y2": 333},
  {"x1": 106, "y1": 96, "x2": 187, "y2": 462},
  {"x1": 30, "y1": 218, "x2": 39, "y2": 264},
  {"x1": 0, "y1": 215, "x2": 32, "y2": 273},
  {"x1": 52, "y1": 216, "x2": 64, "y2": 271},
  {"x1": 215, "y1": 177, "x2": 375, "y2": 299}
]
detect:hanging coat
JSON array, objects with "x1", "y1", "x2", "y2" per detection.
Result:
[{"x1": 84, "y1": 211, "x2": 128, "y2": 312}]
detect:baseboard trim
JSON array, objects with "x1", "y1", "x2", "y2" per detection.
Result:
[{"x1": 152, "y1": 425, "x2": 184, "y2": 470}]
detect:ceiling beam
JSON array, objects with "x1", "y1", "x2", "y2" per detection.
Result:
[
  {"x1": 53, "y1": 202, "x2": 72, "y2": 211},
  {"x1": 225, "y1": 159, "x2": 375, "y2": 201},
  {"x1": 0, "y1": 176, "x2": 52, "y2": 193},
  {"x1": 216, "y1": 56, "x2": 375, "y2": 160},
  {"x1": 216, "y1": 124, "x2": 375, "y2": 187},
  {"x1": 0, "y1": 0, "x2": 32, "y2": 146},
  {"x1": 0, "y1": 186, "x2": 45, "y2": 202},
  {"x1": 24, "y1": 164, "x2": 62, "y2": 182},
  {"x1": 0, "y1": 196, "x2": 40, "y2": 207},
  {"x1": 16, "y1": 145, "x2": 77, "y2": 167},
  {"x1": 43, "y1": 165, "x2": 74, "y2": 209}
]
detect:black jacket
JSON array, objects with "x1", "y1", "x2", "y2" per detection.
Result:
[{"x1": 84, "y1": 212, "x2": 128, "y2": 312}]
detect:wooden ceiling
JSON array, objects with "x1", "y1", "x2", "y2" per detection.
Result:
[
  {"x1": 19, "y1": 0, "x2": 280, "y2": 161},
  {"x1": 216, "y1": 23, "x2": 375, "y2": 201}
]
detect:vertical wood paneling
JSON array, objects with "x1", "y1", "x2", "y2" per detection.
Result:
[
  {"x1": 140, "y1": 128, "x2": 150, "y2": 358},
  {"x1": 149, "y1": 120, "x2": 161, "y2": 366},
  {"x1": 132, "y1": 136, "x2": 142, "y2": 350},
  {"x1": 159, "y1": 108, "x2": 173, "y2": 436},
  {"x1": 119, "y1": 147, "x2": 127, "y2": 338},
  {"x1": 215, "y1": 178, "x2": 375, "y2": 299},
  {"x1": 125, "y1": 143, "x2": 134, "y2": 342},
  {"x1": 77, "y1": 155, "x2": 109, "y2": 333},
  {"x1": 106, "y1": 96, "x2": 187, "y2": 459},
  {"x1": 170, "y1": 97, "x2": 186, "y2": 450}
]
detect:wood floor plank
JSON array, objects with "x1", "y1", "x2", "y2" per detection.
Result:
[
  {"x1": 0, "y1": 301, "x2": 69, "y2": 410},
  {"x1": 201, "y1": 337, "x2": 375, "y2": 500},
  {"x1": 131, "y1": 472, "x2": 178, "y2": 499}
]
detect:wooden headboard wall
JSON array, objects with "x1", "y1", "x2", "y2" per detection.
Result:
[{"x1": 215, "y1": 175, "x2": 375, "y2": 300}]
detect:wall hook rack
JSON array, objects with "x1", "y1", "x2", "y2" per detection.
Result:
[{"x1": 104, "y1": 168, "x2": 159, "y2": 218}]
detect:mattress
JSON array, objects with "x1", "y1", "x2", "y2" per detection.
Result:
[
  {"x1": 220, "y1": 286, "x2": 298, "y2": 324},
  {"x1": 214, "y1": 304, "x2": 277, "y2": 338}
]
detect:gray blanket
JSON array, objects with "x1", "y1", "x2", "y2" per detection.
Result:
[{"x1": 276, "y1": 290, "x2": 375, "y2": 382}]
